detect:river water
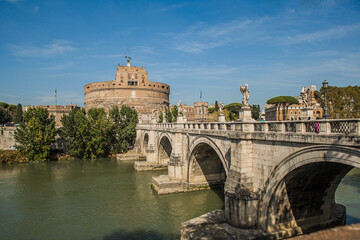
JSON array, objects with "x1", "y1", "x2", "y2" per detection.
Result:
[{"x1": 0, "y1": 159, "x2": 358, "y2": 240}]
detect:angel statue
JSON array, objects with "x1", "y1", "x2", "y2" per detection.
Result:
[
  {"x1": 300, "y1": 86, "x2": 309, "y2": 108},
  {"x1": 177, "y1": 101, "x2": 183, "y2": 116},
  {"x1": 240, "y1": 84, "x2": 250, "y2": 108},
  {"x1": 219, "y1": 102, "x2": 225, "y2": 115}
]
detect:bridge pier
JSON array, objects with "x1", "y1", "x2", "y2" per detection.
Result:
[
  {"x1": 135, "y1": 120, "x2": 360, "y2": 239},
  {"x1": 134, "y1": 130, "x2": 168, "y2": 171}
]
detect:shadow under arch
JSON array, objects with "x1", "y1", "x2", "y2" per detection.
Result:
[
  {"x1": 186, "y1": 136, "x2": 228, "y2": 188},
  {"x1": 157, "y1": 133, "x2": 172, "y2": 165},
  {"x1": 258, "y1": 145, "x2": 360, "y2": 236},
  {"x1": 143, "y1": 132, "x2": 149, "y2": 151}
]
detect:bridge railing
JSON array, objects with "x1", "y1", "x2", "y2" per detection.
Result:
[{"x1": 142, "y1": 119, "x2": 360, "y2": 135}]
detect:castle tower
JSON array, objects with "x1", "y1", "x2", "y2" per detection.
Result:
[{"x1": 84, "y1": 57, "x2": 170, "y2": 123}]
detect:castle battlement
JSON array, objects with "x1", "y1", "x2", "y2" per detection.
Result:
[{"x1": 84, "y1": 58, "x2": 170, "y2": 123}]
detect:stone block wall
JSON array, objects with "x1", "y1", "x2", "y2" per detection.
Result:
[{"x1": 0, "y1": 127, "x2": 16, "y2": 150}]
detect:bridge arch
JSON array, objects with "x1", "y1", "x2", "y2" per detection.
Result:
[
  {"x1": 157, "y1": 132, "x2": 173, "y2": 165},
  {"x1": 258, "y1": 145, "x2": 360, "y2": 235},
  {"x1": 186, "y1": 136, "x2": 228, "y2": 185}
]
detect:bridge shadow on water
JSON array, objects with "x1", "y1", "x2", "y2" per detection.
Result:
[{"x1": 102, "y1": 229, "x2": 179, "y2": 240}]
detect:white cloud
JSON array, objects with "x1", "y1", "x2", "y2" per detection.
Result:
[
  {"x1": 42, "y1": 62, "x2": 74, "y2": 71},
  {"x1": 171, "y1": 19, "x2": 257, "y2": 53},
  {"x1": 135, "y1": 46, "x2": 157, "y2": 54},
  {"x1": 9, "y1": 40, "x2": 75, "y2": 58},
  {"x1": 282, "y1": 24, "x2": 360, "y2": 44}
]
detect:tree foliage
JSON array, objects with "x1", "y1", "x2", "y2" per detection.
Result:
[
  {"x1": 224, "y1": 103, "x2": 242, "y2": 121},
  {"x1": 251, "y1": 104, "x2": 261, "y2": 120},
  {"x1": 0, "y1": 107, "x2": 11, "y2": 124},
  {"x1": 208, "y1": 107, "x2": 215, "y2": 114},
  {"x1": 266, "y1": 96, "x2": 299, "y2": 105},
  {"x1": 0, "y1": 102, "x2": 9, "y2": 109},
  {"x1": 0, "y1": 101, "x2": 19, "y2": 124},
  {"x1": 165, "y1": 108, "x2": 173, "y2": 123},
  {"x1": 314, "y1": 85, "x2": 360, "y2": 119},
  {"x1": 172, "y1": 105, "x2": 178, "y2": 122},
  {"x1": 158, "y1": 112, "x2": 164, "y2": 123},
  {"x1": 14, "y1": 103, "x2": 23, "y2": 124},
  {"x1": 14, "y1": 107, "x2": 55, "y2": 162},
  {"x1": 109, "y1": 106, "x2": 138, "y2": 154},
  {"x1": 87, "y1": 108, "x2": 113, "y2": 158},
  {"x1": 60, "y1": 106, "x2": 138, "y2": 159},
  {"x1": 214, "y1": 101, "x2": 219, "y2": 112},
  {"x1": 59, "y1": 108, "x2": 90, "y2": 159}
]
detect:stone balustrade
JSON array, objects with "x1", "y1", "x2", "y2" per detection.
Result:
[{"x1": 138, "y1": 119, "x2": 360, "y2": 136}]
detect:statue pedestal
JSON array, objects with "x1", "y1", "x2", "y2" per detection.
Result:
[
  {"x1": 218, "y1": 114, "x2": 226, "y2": 122},
  {"x1": 177, "y1": 116, "x2": 186, "y2": 123},
  {"x1": 302, "y1": 108, "x2": 314, "y2": 120},
  {"x1": 238, "y1": 108, "x2": 253, "y2": 121}
]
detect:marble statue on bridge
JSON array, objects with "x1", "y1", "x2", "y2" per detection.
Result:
[{"x1": 240, "y1": 84, "x2": 250, "y2": 108}]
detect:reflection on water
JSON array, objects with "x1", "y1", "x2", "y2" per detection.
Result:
[
  {"x1": 336, "y1": 167, "x2": 360, "y2": 225},
  {"x1": 0, "y1": 160, "x2": 358, "y2": 240},
  {"x1": 0, "y1": 159, "x2": 224, "y2": 240}
]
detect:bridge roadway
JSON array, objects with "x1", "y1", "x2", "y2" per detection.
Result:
[{"x1": 134, "y1": 119, "x2": 360, "y2": 238}]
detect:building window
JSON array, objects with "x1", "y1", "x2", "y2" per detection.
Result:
[
  {"x1": 128, "y1": 73, "x2": 131, "y2": 79},
  {"x1": 135, "y1": 74, "x2": 138, "y2": 79},
  {"x1": 142, "y1": 75, "x2": 145, "y2": 83}
]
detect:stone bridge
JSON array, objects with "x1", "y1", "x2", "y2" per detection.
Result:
[{"x1": 134, "y1": 119, "x2": 360, "y2": 238}]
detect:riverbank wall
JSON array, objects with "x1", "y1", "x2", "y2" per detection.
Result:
[
  {"x1": 0, "y1": 126, "x2": 65, "y2": 151},
  {"x1": 0, "y1": 127, "x2": 16, "y2": 150}
]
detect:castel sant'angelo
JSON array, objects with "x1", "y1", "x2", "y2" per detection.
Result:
[{"x1": 84, "y1": 56, "x2": 170, "y2": 122}]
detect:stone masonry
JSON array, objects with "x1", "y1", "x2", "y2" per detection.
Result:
[
  {"x1": 84, "y1": 60, "x2": 169, "y2": 123},
  {"x1": 134, "y1": 119, "x2": 360, "y2": 239}
]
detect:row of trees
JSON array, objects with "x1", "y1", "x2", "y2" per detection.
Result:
[
  {"x1": 0, "y1": 102, "x2": 23, "y2": 124},
  {"x1": 208, "y1": 101, "x2": 261, "y2": 121},
  {"x1": 314, "y1": 85, "x2": 360, "y2": 119},
  {"x1": 14, "y1": 105, "x2": 137, "y2": 162},
  {"x1": 158, "y1": 106, "x2": 179, "y2": 123}
]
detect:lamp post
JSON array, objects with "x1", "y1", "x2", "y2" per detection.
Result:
[{"x1": 322, "y1": 80, "x2": 330, "y2": 119}]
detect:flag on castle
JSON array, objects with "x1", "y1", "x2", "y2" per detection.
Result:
[{"x1": 54, "y1": 88, "x2": 57, "y2": 97}]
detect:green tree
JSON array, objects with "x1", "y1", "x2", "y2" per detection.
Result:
[
  {"x1": 0, "y1": 107, "x2": 11, "y2": 124},
  {"x1": 266, "y1": 96, "x2": 299, "y2": 120},
  {"x1": 208, "y1": 107, "x2": 215, "y2": 114},
  {"x1": 214, "y1": 101, "x2": 219, "y2": 112},
  {"x1": 172, "y1": 105, "x2": 178, "y2": 122},
  {"x1": 59, "y1": 108, "x2": 90, "y2": 159},
  {"x1": 165, "y1": 108, "x2": 172, "y2": 123},
  {"x1": 109, "y1": 105, "x2": 138, "y2": 153},
  {"x1": 0, "y1": 102, "x2": 9, "y2": 109},
  {"x1": 314, "y1": 85, "x2": 360, "y2": 119},
  {"x1": 224, "y1": 103, "x2": 242, "y2": 121},
  {"x1": 14, "y1": 107, "x2": 55, "y2": 162},
  {"x1": 250, "y1": 104, "x2": 261, "y2": 120},
  {"x1": 158, "y1": 112, "x2": 164, "y2": 123},
  {"x1": 87, "y1": 108, "x2": 113, "y2": 158},
  {"x1": 14, "y1": 103, "x2": 23, "y2": 124}
]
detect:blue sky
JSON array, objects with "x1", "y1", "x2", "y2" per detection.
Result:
[{"x1": 1, "y1": 0, "x2": 359, "y2": 110}]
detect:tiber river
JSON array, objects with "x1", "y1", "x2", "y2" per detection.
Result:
[{"x1": 0, "y1": 159, "x2": 359, "y2": 240}]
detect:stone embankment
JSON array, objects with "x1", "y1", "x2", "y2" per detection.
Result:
[
  {"x1": 116, "y1": 151, "x2": 146, "y2": 161},
  {"x1": 0, "y1": 127, "x2": 16, "y2": 150},
  {"x1": 290, "y1": 223, "x2": 360, "y2": 240},
  {"x1": 181, "y1": 209, "x2": 358, "y2": 240}
]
